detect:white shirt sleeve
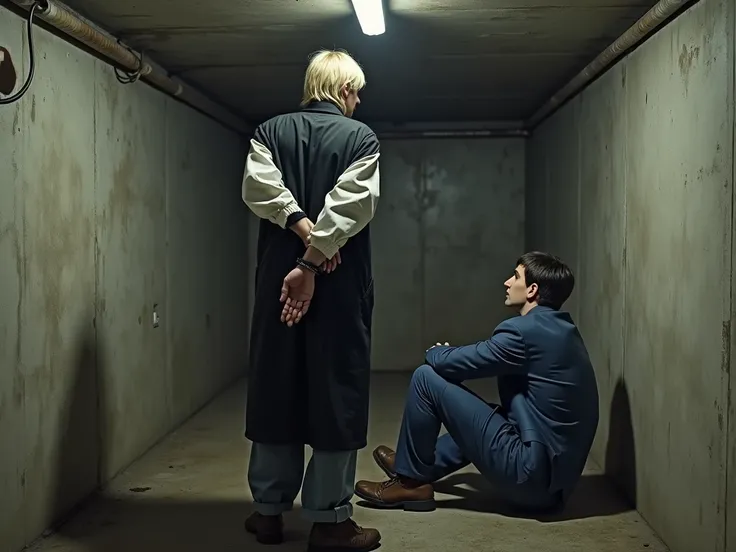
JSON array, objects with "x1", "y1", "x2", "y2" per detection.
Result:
[
  {"x1": 241, "y1": 138, "x2": 302, "y2": 229},
  {"x1": 309, "y1": 152, "x2": 381, "y2": 259}
]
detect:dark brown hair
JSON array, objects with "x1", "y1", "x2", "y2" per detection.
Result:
[{"x1": 517, "y1": 251, "x2": 575, "y2": 310}]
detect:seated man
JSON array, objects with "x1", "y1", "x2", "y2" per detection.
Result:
[{"x1": 355, "y1": 251, "x2": 599, "y2": 513}]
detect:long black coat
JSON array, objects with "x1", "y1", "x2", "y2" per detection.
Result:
[{"x1": 244, "y1": 102, "x2": 380, "y2": 451}]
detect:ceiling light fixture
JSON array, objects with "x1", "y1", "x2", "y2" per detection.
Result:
[{"x1": 351, "y1": 0, "x2": 385, "y2": 36}]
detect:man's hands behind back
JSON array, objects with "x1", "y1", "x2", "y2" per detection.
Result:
[
  {"x1": 280, "y1": 218, "x2": 341, "y2": 326},
  {"x1": 280, "y1": 266, "x2": 315, "y2": 326},
  {"x1": 291, "y1": 217, "x2": 313, "y2": 248},
  {"x1": 290, "y1": 217, "x2": 341, "y2": 273}
]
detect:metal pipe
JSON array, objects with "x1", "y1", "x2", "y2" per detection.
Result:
[
  {"x1": 6, "y1": 0, "x2": 251, "y2": 134},
  {"x1": 527, "y1": 0, "x2": 693, "y2": 129}
]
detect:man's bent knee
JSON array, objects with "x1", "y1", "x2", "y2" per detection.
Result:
[
  {"x1": 410, "y1": 364, "x2": 448, "y2": 397},
  {"x1": 411, "y1": 364, "x2": 435, "y2": 386}
]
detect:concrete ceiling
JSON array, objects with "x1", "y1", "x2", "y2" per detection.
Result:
[{"x1": 61, "y1": 0, "x2": 658, "y2": 125}]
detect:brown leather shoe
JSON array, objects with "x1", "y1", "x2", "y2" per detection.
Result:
[
  {"x1": 307, "y1": 519, "x2": 381, "y2": 552},
  {"x1": 372, "y1": 445, "x2": 396, "y2": 478},
  {"x1": 244, "y1": 512, "x2": 283, "y2": 545},
  {"x1": 355, "y1": 477, "x2": 435, "y2": 512}
]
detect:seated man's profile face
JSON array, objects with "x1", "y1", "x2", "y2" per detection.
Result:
[{"x1": 504, "y1": 265, "x2": 537, "y2": 308}]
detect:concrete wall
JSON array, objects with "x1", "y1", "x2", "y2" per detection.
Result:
[
  {"x1": 370, "y1": 138, "x2": 525, "y2": 371},
  {"x1": 526, "y1": 1, "x2": 733, "y2": 551},
  {"x1": 0, "y1": 7, "x2": 249, "y2": 552}
]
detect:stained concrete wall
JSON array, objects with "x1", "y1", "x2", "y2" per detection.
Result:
[
  {"x1": 371, "y1": 138, "x2": 525, "y2": 371},
  {"x1": 0, "y1": 7, "x2": 249, "y2": 552},
  {"x1": 526, "y1": 1, "x2": 733, "y2": 551}
]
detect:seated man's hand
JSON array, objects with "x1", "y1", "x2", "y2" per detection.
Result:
[{"x1": 427, "y1": 342, "x2": 449, "y2": 351}]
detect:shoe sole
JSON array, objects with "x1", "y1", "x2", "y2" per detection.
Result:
[
  {"x1": 372, "y1": 449, "x2": 397, "y2": 479},
  {"x1": 307, "y1": 542, "x2": 381, "y2": 552},
  {"x1": 354, "y1": 487, "x2": 436, "y2": 512}
]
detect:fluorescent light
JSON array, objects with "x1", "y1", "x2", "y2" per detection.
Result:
[{"x1": 351, "y1": 0, "x2": 385, "y2": 36}]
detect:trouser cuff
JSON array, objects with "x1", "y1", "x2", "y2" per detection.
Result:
[{"x1": 302, "y1": 502, "x2": 353, "y2": 523}]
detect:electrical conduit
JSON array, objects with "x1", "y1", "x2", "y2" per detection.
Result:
[
  {"x1": 527, "y1": 0, "x2": 694, "y2": 129},
  {"x1": 6, "y1": 0, "x2": 251, "y2": 134}
]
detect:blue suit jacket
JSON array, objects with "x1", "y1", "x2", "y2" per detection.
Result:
[{"x1": 425, "y1": 305, "x2": 599, "y2": 500}]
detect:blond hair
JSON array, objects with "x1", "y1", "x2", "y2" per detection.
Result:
[{"x1": 301, "y1": 49, "x2": 366, "y2": 115}]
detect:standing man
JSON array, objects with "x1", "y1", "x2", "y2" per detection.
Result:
[
  {"x1": 241, "y1": 49, "x2": 382, "y2": 552},
  {"x1": 354, "y1": 252, "x2": 599, "y2": 515}
]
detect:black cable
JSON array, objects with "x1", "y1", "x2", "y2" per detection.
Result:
[
  {"x1": 0, "y1": 2, "x2": 41, "y2": 105},
  {"x1": 114, "y1": 45, "x2": 144, "y2": 85}
]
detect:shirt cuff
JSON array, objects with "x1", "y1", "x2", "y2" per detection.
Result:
[
  {"x1": 309, "y1": 235, "x2": 340, "y2": 259},
  {"x1": 276, "y1": 202, "x2": 303, "y2": 228},
  {"x1": 286, "y1": 210, "x2": 307, "y2": 228}
]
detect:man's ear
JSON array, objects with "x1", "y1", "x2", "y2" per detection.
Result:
[
  {"x1": 526, "y1": 282, "x2": 538, "y2": 301},
  {"x1": 0, "y1": 47, "x2": 18, "y2": 96}
]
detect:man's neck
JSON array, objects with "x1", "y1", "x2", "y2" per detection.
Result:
[{"x1": 520, "y1": 302, "x2": 538, "y2": 316}]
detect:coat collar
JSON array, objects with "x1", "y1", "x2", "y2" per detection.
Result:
[
  {"x1": 525, "y1": 305, "x2": 557, "y2": 316},
  {"x1": 302, "y1": 101, "x2": 344, "y2": 116}
]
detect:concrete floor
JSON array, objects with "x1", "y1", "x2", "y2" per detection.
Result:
[{"x1": 27, "y1": 373, "x2": 668, "y2": 552}]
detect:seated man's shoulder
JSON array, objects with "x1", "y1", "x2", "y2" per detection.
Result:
[
  {"x1": 495, "y1": 312, "x2": 560, "y2": 338},
  {"x1": 494, "y1": 316, "x2": 525, "y2": 336}
]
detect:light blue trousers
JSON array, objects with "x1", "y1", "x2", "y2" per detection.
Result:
[{"x1": 248, "y1": 443, "x2": 357, "y2": 523}]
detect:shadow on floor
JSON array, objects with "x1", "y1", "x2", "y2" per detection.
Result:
[
  {"x1": 48, "y1": 495, "x2": 313, "y2": 552},
  {"x1": 419, "y1": 377, "x2": 637, "y2": 521},
  {"x1": 429, "y1": 472, "x2": 631, "y2": 520},
  {"x1": 352, "y1": 471, "x2": 632, "y2": 521}
]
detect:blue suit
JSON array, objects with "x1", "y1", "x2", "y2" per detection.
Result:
[{"x1": 394, "y1": 305, "x2": 599, "y2": 510}]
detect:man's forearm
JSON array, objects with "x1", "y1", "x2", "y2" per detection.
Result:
[
  {"x1": 426, "y1": 326, "x2": 527, "y2": 381},
  {"x1": 302, "y1": 245, "x2": 327, "y2": 266},
  {"x1": 286, "y1": 218, "x2": 329, "y2": 269},
  {"x1": 309, "y1": 153, "x2": 380, "y2": 259},
  {"x1": 289, "y1": 216, "x2": 313, "y2": 246}
]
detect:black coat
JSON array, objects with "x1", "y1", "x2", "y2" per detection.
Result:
[{"x1": 245, "y1": 102, "x2": 380, "y2": 451}]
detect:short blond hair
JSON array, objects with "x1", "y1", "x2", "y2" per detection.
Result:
[{"x1": 301, "y1": 49, "x2": 366, "y2": 115}]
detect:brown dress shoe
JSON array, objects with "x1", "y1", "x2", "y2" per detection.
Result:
[
  {"x1": 355, "y1": 477, "x2": 435, "y2": 512},
  {"x1": 307, "y1": 518, "x2": 381, "y2": 552},
  {"x1": 244, "y1": 512, "x2": 283, "y2": 545},
  {"x1": 372, "y1": 445, "x2": 396, "y2": 478}
]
